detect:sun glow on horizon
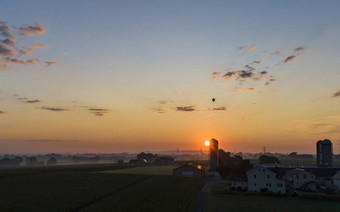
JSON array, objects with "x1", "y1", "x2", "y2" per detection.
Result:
[{"x1": 204, "y1": 140, "x2": 210, "y2": 146}]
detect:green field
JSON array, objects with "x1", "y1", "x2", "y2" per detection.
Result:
[
  {"x1": 205, "y1": 184, "x2": 340, "y2": 212},
  {"x1": 0, "y1": 164, "x2": 204, "y2": 212},
  {"x1": 101, "y1": 165, "x2": 178, "y2": 175}
]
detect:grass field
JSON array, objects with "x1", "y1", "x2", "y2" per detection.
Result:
[
  {"x1": 0, "y1": 164, "x2": 204, "y2": 212},
  {"x1": 101, "y1": 165, "x2": 178, "y2": 175},
  {"x1": 205, "y1": 184, "x2": 340, "y2": 212}
]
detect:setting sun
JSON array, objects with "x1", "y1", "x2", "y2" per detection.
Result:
[{"x1": 204, "y1": 140, "x2": 210, "y2": 146}]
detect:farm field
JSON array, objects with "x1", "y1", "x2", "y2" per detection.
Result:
[
  {"x1": 0, "y1": 164, "x2": 204, "y2": 212},
  {"x1": 205, "y1": 184, "x2": 340, "y2": 212},
  {"x1": 100, "y1": 165, "x2": 178, "y2": 175}
]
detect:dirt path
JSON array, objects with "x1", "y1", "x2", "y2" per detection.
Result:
[{"x1": 191, "y1": 177, "x2": 225, "y2": 212}]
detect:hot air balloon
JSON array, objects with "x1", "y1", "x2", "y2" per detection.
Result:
[{"x1": 212, "y1": 98, "x2": 215, "y2": 102}]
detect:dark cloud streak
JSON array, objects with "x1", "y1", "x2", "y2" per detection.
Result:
[
  {"x1": 176, "y1": 106, "x2": 195, "y2": 112},
  {"x1": 40, "y1": 107, "x2": 68, "y2": 112}
]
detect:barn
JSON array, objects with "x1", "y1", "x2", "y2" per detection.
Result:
[{"x1": 173, "y1": 164, "x2": 205, "y2": 177}]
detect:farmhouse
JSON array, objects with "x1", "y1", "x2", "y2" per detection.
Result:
[
  {"x1": 173, "y1": 164, "x2": 205, "y2": 177},
  {"x1": 333, "y1": 170, "x2": 340, "y2": 190},
  {"x1": 226, "y1": 174, "x2": 247, "y2": 191},
  {"x1": 246, "y1": 166, "x2": 286, "y2": 193},
  {"x1": 283, "y1": 168, "x2": 316, "y2": 191}
]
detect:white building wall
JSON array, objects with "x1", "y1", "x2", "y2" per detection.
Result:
[
  {"x1": 284, "y1": 171, "x2": 315, "y2": 189},
  {"x1": 246, "y1": 166, "x2": 285, "y2": 193},
  {"x1": 333, "y1": 179, "x2": 340, "y2": 190},
  {"x1": 228, "y1": 181, "x2": 247, "y2": 189}
]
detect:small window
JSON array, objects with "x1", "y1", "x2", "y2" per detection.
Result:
[
  {"x1": 296, "y1": 175, "x2": 299, "y2": 179},
  {"x1": 304, "y1": 175, "x2": 306, "y2": 179},
  {"x1": 269, "y1": 183, "x2": 271, "y2": 187},
  {"x1": 254, "y1": 174, "x2": 256, "y2": 178},
  {"x1": 254, "y1": 183, "x2": 256, "y2": 187},
  {"x1": 267, "y1": 174, "x2": 270, "y2": 178},
  {"x1": 263, "y1": 169, "x2": 265, "y2": 172}
]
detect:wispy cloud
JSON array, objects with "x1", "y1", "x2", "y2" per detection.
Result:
[
  {"x1": 25, "y1": 99, "x2": 40, "y2": 103},
  {"x1": 253, "y1": 60, "x2": 262, "y2": 64},
  {"x1": 283, "y1": 55, "x2": 295, "y2": 63},
  {"x1": 40, "y1": 107, "x2": 68, "y2": 112},
  {"x1": 208, "y1": 107, "x2": 226, "y2": 111},
  {"x1": 19, "y1": 22, "x2": 46, "y2": 36},
  {"x1": 150, "y1": 108, "x2": 165, "y2": 114},
  {"x1": 0, "y1": 21, "x2": 15, "y2": 46},
  {"x1": 5, "y1": 57, "x2": 40, "y2": 64},
  {"x1": 291, "y1": 116, "x2": 340, "y2": 135},
  {"x1": 45, "y1": 60, "x2": 56, "y2": 67},
  {"x1": 16, "y1": 95, "x2": 41, "y2": 103},
  {"x1": 0, "y1": 43, "x2": 16, "y2": 56},
  {"x1": 87, "y1": 108, "x2": 110, "y2": 116},
  {"x1": 20, "y1": 44, "x2": 48, "y2": 55},
  {"x1": 0, "y1": 21, "x2": 54, "y2": 70},
  {"x1": 212, "y1": 45, "x2": 306, "y2": 96},
  {"x1": 282, "y1": 52, "x2": 304, "y2": 64},
  {"x1": 293, "y1": 47, "x2": 304, "y2": 52},
  {"x1": 246, "y1": 44, "x2": 256, "y2": 51},
  {"x1": 230, "y1": 88, "x2": 255, "y2": 94},
  {"x1": 176, "y1": 106, "x2": 195, "y2": 112},
  {"x1": 331, "y1": 90, "x2": 340, "y2": 98}
]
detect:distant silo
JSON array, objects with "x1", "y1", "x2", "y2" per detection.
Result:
[
  {"x1": 316, "y1": 139, "x2": 333, "y2": 167},
  {"x1": 209, "y1": 138, "x2": 219, "y2": 171}
]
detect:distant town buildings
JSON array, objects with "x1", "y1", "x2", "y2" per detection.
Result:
[{"x1": 317, "y1": 139, "x2": 333, "y2": 167}]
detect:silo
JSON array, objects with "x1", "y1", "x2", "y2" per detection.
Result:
[
  {"x1": 209, "y1": 138, "x2": 219, "y2": 171},
  {"x1": 316, "y1": 139, "x2": 333, "y2": 167}
]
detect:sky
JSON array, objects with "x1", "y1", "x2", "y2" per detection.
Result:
[{"x1": 1, "y1": 0, "x2": 340, "y2": 154}]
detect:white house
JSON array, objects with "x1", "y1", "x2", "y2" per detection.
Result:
[
  {"x1": 246, "y1": 166, "x2": 285, "y2": 193},
  {"x1": 333, "y1": 170, "x2": 340, "y2": 190},
  {"x1": 283, "y1": 169, "x2": 316, "y2": 191},
  {"x1": 226, "y1": 174, "x2": 248, "y2": 190}
]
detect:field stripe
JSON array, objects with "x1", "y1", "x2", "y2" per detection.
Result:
[{"x1": 71, "y1": 175, "x2": 154, "y2": 212}]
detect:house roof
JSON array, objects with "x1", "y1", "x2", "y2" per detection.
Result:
[
  {"x1": 332, "y1": 170, "x2": 340, "y2": 180},
  {"x1": 229, "y1": 174, "x2": 247, "y2": 182},
  {"x1": 284, "y1": 168, "x2": 314, "y2": 176}
]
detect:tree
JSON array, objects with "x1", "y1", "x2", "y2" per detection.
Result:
[
  {"x1": 289, "y1": 152, "x2": 298, "y2": 157},
  {"x1": 217, "y1": 149, "x2": 253, "y2": 178},
  {"x1": 259, "y1": 155, "x2": 280, "y2": 164},
  {"x1": 47, "y1": 157, "x2": 57, "y2": 166},
  {"x1": 26, "y1": 157, "x2": 38, "y2": 166}
]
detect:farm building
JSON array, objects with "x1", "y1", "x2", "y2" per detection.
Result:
[
  {"x1": 246, "y1": 166, "x2": 286, "y2": 193},
  {"x1": 226, "y1": 174, "x2": 247, "y2": 191},
  {"x1": 283, "y1": 168, "x2": 316, "y2": 191},
  {"x1": 173, "y1": 164, "x2": 205, "y2": 177},
  {"x1": 333, "y1": 170, "x2": 340, "y2": 190}
]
